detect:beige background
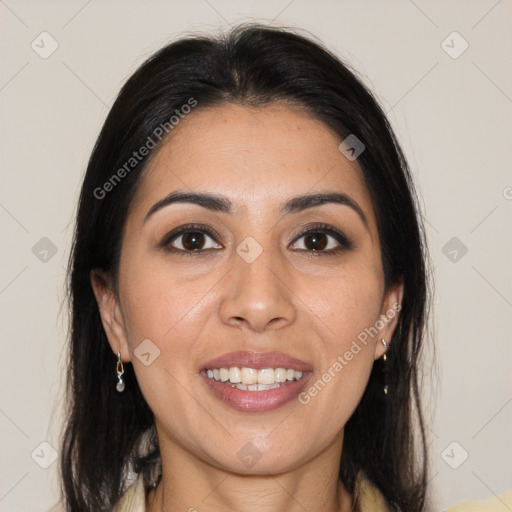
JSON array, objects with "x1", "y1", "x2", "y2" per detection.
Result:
[{"x1": 1, "y1": 1, "x2": 511, "y2": 511}]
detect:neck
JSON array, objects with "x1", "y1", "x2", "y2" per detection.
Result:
[{"x1": 146, "y1": 428, "x2": 354, "y2": 512}]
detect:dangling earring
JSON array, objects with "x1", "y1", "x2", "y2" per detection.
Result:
[
  {"x1": 380, "y1": 339, "x2": 388, "y2": 394},
  {"x1": 116, "y1": 352, "x2": 125, "y2": 392}
]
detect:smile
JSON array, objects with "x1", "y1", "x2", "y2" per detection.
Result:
[
  {"x1": 200, "y1": 368, "x2": 312, "y2": 413},
  {"x1": 205, "y1": 366, "x2": 305, "y2": 391}
]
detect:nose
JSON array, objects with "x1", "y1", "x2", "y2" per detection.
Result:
[{"x1": 218, "y1": 247, "x2": 297, "y2": 333}]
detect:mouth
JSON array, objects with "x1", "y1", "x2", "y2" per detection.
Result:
[{"x1": 199, "y1": 351, "x2": 313, "y2": 412}]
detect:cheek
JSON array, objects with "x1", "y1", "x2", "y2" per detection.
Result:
[
  {"x1": 295, "y1": 265, "x2": 382, "y2": 425},
  {"x1": 118, "y1": 253, "x2": 218, "y2": 348},
  {"x1": 302, "y1": 261, "x2": 383, "y2": 347},
  {"x1": 117, "y1": 262, "x2": 215, "y2": 431},
  {"x1": 117, "y1": 252, "x2": 224, "y2": 417}
]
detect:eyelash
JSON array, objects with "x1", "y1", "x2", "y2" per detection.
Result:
[{"x1": 159, "y1": 222, "x2": 353, "y2": 257}]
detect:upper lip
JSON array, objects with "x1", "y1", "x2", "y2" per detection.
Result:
[{"x1": 201, "y1": 350, "x2": 313, "y2": 372}]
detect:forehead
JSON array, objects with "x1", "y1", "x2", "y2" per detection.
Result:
[{"x1": 130, "y1": 103, "x2": 375, "y2": 223}]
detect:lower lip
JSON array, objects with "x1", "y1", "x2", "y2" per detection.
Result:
[{"x1": 200, "y1": 371, "x2": 312, "y2": 413}]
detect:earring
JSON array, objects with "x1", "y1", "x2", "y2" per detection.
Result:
[
  {"x1": 116, "y1": 352, "x2": 125, "y2": 392},
  {"x1": 380, "y1": 339, "x2": 388, "y2": 394}
]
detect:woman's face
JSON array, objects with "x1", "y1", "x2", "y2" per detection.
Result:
[{"x1": 93, "y1": 103, "x2": 402, "y2": 475}]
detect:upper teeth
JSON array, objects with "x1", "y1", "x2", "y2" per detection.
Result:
[{"x1": 206, "y1": 367, "x2": 304, "y2": 385}]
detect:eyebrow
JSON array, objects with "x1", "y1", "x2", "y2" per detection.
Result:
[{"x1": 144, "y1": 190, "x2": 369, "y2": 229}]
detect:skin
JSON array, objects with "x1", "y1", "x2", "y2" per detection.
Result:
[{"x1": 91, "y1": 103, "x2": 403, "y2": 512}]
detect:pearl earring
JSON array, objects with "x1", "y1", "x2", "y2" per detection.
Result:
[{"x1": 116, "y1": 352, "x2": 125, "y2": 392}]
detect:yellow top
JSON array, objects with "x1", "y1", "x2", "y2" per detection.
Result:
[{"x1": 443, "y1": 490, "x2": 512, "y2": 511}]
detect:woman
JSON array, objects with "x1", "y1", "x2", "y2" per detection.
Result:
[{"x1": 60, "y1": 24, "x2": 432, "y2": 511}]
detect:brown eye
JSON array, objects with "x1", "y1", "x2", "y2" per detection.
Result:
[
  {"x1": 161, "y1": 224, "x2": 223, "y2": 254},
  {"x1": 302, "y1": 233, "x2": 329, "y2": 251},
  {"x1": 290, "y1": 224, "x2": 353, "y2": 254},
  {"x1": 180, "y1": 232, "x2": 206, "y2": 251}
]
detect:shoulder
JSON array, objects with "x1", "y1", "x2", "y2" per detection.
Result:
[
  {"x1": 45, "y1": 475, "x2": 148, "y2": 512},
  {"x1": 353, "y1": 471, "x2": 393, "y2": 512},
  {"x1": 443, "y1": 489, "x2": 512, "y2": 512},
  {"x1": 113, "y1": 474, "x2": 147, "y2": 512}
]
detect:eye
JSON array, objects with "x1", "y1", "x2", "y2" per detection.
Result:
[
  {"x1": 290, "y1": 223, "x2": 353, "y2": 254},
  {"x1": 161, "y1": 224, "x2": 223, "y2": 254}
]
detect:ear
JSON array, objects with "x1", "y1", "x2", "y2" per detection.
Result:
[
  {"x1": 373, "y1": 279, "x2": 404, "y2": 360},
  {"x1": 90, "y1": 269, "x2": 131, "y2": 362}
]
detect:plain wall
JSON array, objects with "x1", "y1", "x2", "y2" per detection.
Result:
[{"x1": 0, "y1": 1, "x2": 510, "y2": 511}]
